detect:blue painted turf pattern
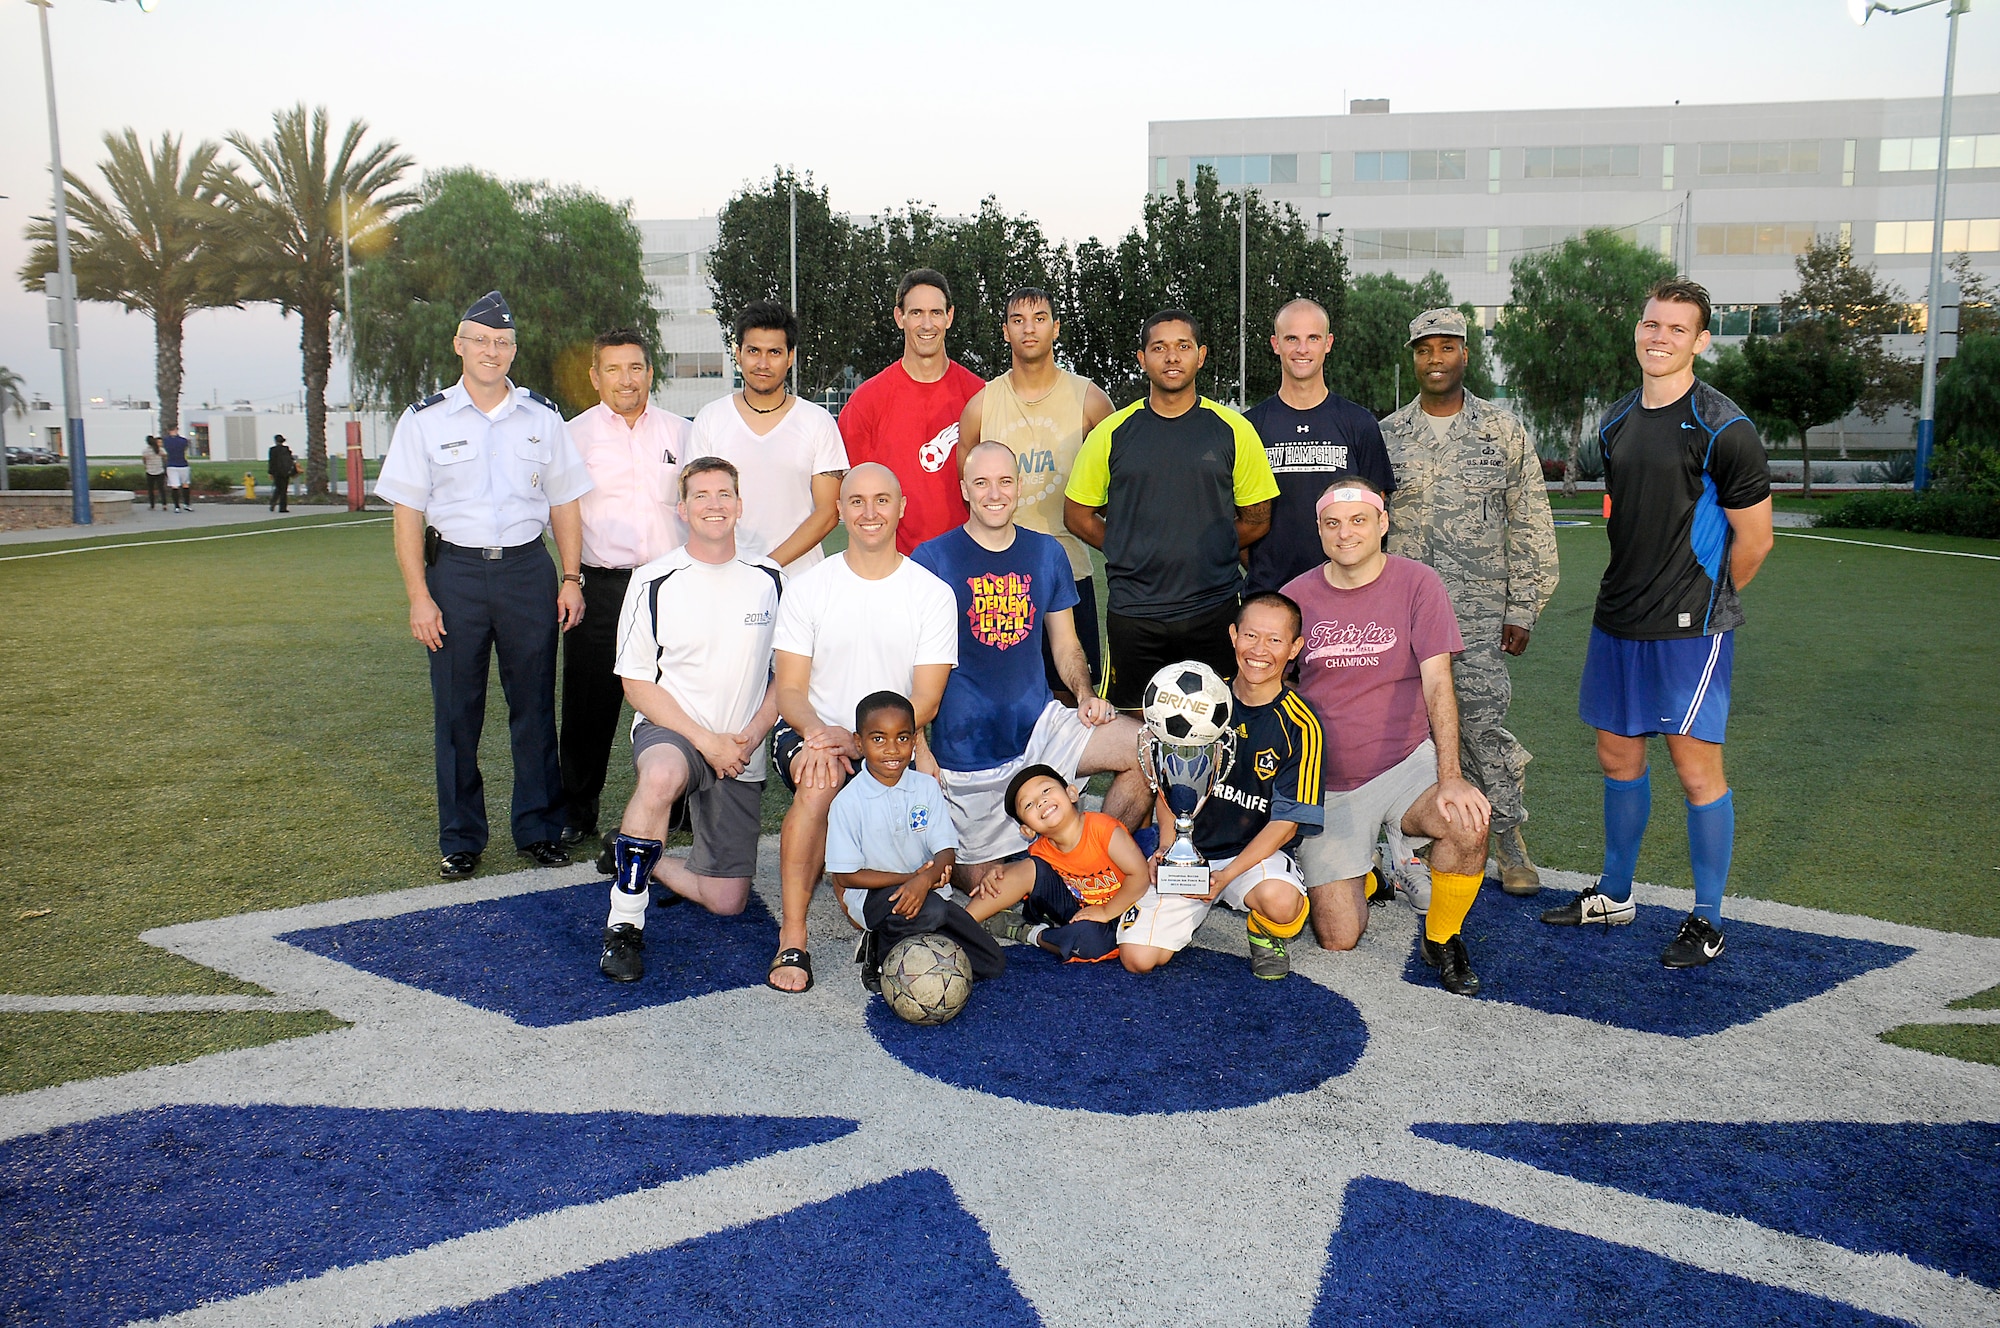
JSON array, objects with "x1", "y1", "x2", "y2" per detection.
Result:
[
  {"x1": 0, "y1": 1105, "x2": 855, "y2": 1327},
  {"x1": 395, "y1": 1169, "x2": 1041, "y2": 1326},
  {"x1": 280, "y1": 882, "x2": 775, "y2": 1027},
  {"x1": 1415, "y1": 1121, "x2": 2000, "y2": 1289},
  {"x1": 866, "y1": 942, "x2": 1367, "y2": 1113},
  {"x1": 1312, "y1": 1178, "x2": 1914, "y2": 1327},
  {"x1": 1404, "y1": 887, "x2": 1913, "y2": 1036}
]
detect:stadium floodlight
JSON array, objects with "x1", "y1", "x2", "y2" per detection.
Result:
[
  {"x1": 1847, "y1": 0, "x2": 1970, "y2": 489},
  {"x1": 28, "y1": 0, "x2": 159, "y2": 525}
]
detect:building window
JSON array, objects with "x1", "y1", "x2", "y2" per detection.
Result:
[
  {"x1": 1487, "y1": 147, "x2": 1501, "y2": 194},
  {"x1": 1354, "y1": 149, "x2": 1466, "y2": 182},
  {"x1": 1839, "y1": 221, "x2": 1853, "y2": 248},
  {"x1": 1695, "y1": 222, "x2": 1819, "y2": 256},
  {"x1": 1350, "y1": 228, "x2": 1467, "y2": 260},
  {"x1": 1696, "y1": 141, "x2": 1820, "y2": 176},
  {"x1": 1658, "y1": 224, "x2": 1674, "y2": 257},
  {"x1": 643, "y1": 253, "x2": 690, "y2": 277},
  {"x1": 1712, "y1": 305, "x2": 1783, "y2": 337},
  {"x1": 1486, "y1": 227, "x2": 1500, "y2": 273},
  {"x1": 1190, "y1": 154, "x2": 1295, "y2": 186},
  {"x1": 1662, "y1": 144, "x2": 1675, "y2": 191},
  {"x1": 1878, "y1": 135, "x2": 2000, "y2": 171},
  {"x1": 666, "y1": 353, "x2": 727, "y2": 379},
  {"x1": 1842, "y1": 139, "x2": 1856, "y2": 187},
  {"x1": 1155, "y1": 157, "x2": 1170, "y2": 190},
  {"x1": 1272, "y1": 154, "x2": 1298, "y2": 184},
  {"x1": 1319, "y1": 152, "x2": 1333, "y2": 197},
  {"x1": 1523, "y1": 145, "x2": 1640, "y2": 178},
  {"x1": 1874, "y1": 218, "x2": 2000, "y2": 254},
  {"x1": 1520, "y1": 225, "x2": 1579, "y2": 251}
]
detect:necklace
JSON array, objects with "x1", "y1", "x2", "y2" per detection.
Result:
[{"x1": 744, "y1": 390, "x2": 789, "y2": 415}]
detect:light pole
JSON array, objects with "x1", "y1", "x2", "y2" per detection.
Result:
[
  {"x1": 29, "y1": 0, "x2": 159, "y2": 525},
  {"x1": 1849, "y1": 0, "x2": 1970, "y2": 490},
  {"x1": 1238, "y1": 189, "x2": 1248, "y2": 408},
  {"x1": 788, "y1": 168, "x2": 799, "y2": 397}
]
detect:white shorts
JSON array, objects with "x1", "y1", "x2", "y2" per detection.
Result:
[
  {"x1": 937, "y1": 699, "x2": 1096, "y2": 864},
  {"x1": 166, "y1": 466, "x2": 191, "y2": 487},
  {"x1": 1116, "y1": 850, "x2": 1306, "y2": 954},
  {"x1": 1296, "y1": 740, "x2": 1437, "y2": 884}
]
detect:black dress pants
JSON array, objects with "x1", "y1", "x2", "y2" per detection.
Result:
[{"x1": 558, "y1": 565, "x2": 634, "y2": 834}]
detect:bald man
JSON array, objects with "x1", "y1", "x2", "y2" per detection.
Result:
[{"x1": 765, "y1": 462, "x2": 961, "y2": 993}]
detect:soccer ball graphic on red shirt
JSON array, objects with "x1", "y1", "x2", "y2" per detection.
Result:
[
  {"x1": 1142, "y1": 661, "x2": 1233, "y2": 746},
  {"x1": 917, "y1": 424, "x2": 959, "y2": 473},
  {"x1": 881, "y1": 933, "x2": 973, "y2": 1025}
]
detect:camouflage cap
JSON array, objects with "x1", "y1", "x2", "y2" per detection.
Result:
[{"x1": 1407, "y1": 307, "x2": 1467, "y2": 344}]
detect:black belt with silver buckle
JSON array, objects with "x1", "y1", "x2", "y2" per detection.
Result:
[{"x1": 441, "y1": 538, "x2": 541, "y2": 561}]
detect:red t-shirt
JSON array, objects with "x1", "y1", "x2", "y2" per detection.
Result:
[
  {"x1": 839, "y1": 360, "x2": 984, "y2": 554},
  {"x1": 1282, "y1": 556, "x2": 1465, "y2": 792}
]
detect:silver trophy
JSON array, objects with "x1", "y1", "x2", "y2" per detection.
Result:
[{"x1": 1137, "y1": 727, "x2": 1237, "y2": 896}]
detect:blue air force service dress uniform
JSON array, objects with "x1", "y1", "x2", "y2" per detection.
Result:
[{"x1": 376, "y1": 315, "x2": 594, "y2": 860}]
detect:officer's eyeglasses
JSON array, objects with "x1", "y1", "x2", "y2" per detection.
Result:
[{"x1": 460, "y1": 335, "x2": 516, "y2": 352}]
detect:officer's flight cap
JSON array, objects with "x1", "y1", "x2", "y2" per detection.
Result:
[
  {"x1": 461, "y1": 290, "x2": 514, "y2": 329},
  {"x1": 1406, "y1": 307, "x2": 1467, "y2": 345}
]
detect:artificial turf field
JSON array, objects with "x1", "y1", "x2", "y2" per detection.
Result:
[{"x1": 3, "y1": 510, "x2": 1998, "y2": 1327}]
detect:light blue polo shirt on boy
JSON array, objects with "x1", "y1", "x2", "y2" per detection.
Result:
[{"x1": 825, "y1": 767, "x2": 957, "y2": 927}]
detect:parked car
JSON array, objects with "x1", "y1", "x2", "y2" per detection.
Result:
[{"x1": 7, "y1": 446, "x2": 60, "y2": 465}]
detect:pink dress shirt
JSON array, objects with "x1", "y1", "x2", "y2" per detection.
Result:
[{"x1": 567, "y1": 401, "x2": 692, "y2": 569}]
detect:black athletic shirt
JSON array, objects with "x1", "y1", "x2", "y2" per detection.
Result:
[
  {"x1": 1066, "y1": 397, "x2": 1280, "y2": 620},
  {"x1": 1241, "y1": 392, "x2": 1397, "y2": 597},
  {"x1": 1189, "y1": 687, "x2": 1325, "y2": 861},
  {"x1": 1595, "y1": 381, "x2": 1770, "y2": 639}
]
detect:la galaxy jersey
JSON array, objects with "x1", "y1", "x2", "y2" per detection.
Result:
[{"x1": 1190, "y1": 687, "x2": 1326, "y2": 861}]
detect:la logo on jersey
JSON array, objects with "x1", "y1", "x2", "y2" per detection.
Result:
[
  {"x1": 966, "y1": 572, "x2": 1036, "y2": 649},
  {"x1": 1304, "y1": 618, "x2": 1398, "y2": 669},
  {"x1": 918, "y1": 424, "x2": 959, "y2": 473}
]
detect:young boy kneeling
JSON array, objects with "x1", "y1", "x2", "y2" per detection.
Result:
[
  {"x1": 1123, "y1": 592, "x2": 1324, "y2": 979},
  {"x1": 825, "y1": 691, "x2": 1006, "y2": 992},
  {"x1": 965, "y1": 764, "x2": 1150, "y2": 962}
]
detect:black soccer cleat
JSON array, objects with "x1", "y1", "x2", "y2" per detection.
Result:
[
  {"x1": 1421, "y1": 933, "x2": 1482, "y2": 997},
  {"x1": 1660, "y1": 912, "x2": 1725, "y2": 968},
  {"x1": 599, "y1": 924, "x2": 644, "y2": 982},
  {"x1": 855, "y1": 929, "x2": 884, "y2": 994},
  {"x1": 1540, "y1": 885, "x2": 1636, "y2": 928}
]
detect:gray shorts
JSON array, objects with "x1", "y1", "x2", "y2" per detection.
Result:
[
  {"x1": 630, "y1": 720, "x2": 764, "y2": 878},
  {"x1": 1296, "y1": 740, "x2": 1437, "y2": 884}
]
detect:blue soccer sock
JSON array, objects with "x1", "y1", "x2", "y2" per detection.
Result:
[
  {"x1": 1685, "y1": 791, "x2": 1734, "y2": 926},
  {"x1": 1599, "y1": 769, "x2": 1651, "y2": 904}
]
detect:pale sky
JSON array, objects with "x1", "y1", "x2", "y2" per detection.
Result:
[{"x1": 1, "y1": 0, "x2": 1991, "y2": 412}]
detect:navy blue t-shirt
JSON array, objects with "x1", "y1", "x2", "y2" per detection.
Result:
[
  {"x1": 1241, "y1": 393, "x2": 1396, "y2": 596},
  {"x1": 913, "y1": 525, "x2": 1078, "y2": 772},
  {"x1": 162, "y1": 434, "x2": 191, "y2": 467}
]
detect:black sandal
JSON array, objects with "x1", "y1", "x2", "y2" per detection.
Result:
[{"x1": 766, "y1": 947, "x2": 813, "y2": 993}]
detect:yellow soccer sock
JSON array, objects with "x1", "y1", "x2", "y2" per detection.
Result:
[
  {"x1": 1250, "y1": 894, "x2": 1310, "y2": 941},
  {"x1": 1424, "y1": 870, "x2": 1483, "y2": 944}
]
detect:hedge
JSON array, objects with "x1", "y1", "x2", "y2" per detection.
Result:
[{"x1": 1811, "y1": 490, "x2": 2000, "y2": 540}]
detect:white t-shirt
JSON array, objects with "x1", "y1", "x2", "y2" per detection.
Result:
[
  {"x1": 614, "y1": 546, "x2": 786, "y2": 782},
  {"x1": 771, "y1": 554, "x2": 958, "y2": 732},
  {"x1": 688, "y1": 395, "x2": 848, "y2": 576}
]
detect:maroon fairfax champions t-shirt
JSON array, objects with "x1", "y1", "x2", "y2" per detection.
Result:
[{"x1": 1282, "y1": 556, "x2": 1464, "y2": 792}]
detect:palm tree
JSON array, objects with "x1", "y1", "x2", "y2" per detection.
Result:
[
  {"x1": 0, "y1": 365, "x2": 25, "y2": 492},
  {"x1": 215, "y1": 105, "x2": 414, "y2": 495},
  {"x1": 18, "y1": 130, "x2": 235, "y2": 438}
]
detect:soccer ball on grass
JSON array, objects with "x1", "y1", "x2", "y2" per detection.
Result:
[
  {"x1": 881, "y1": 933, "x2": 973, "y2": 1026},
  {"x1": 1141, "y1": 661, "x2": 1233, "y2": 746}
]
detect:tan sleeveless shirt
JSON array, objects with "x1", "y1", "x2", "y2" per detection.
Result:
[{"x1": 980, "y1": 369, "x2": 1093, "y2": 578}]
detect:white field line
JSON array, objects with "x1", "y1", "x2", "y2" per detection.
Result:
[
  {"x1": 0, "y1": 516, "x2": 389, "y2": 562},
  {"x1": 1773, "y1": 530, "x2": 2000, "y2": 561}
]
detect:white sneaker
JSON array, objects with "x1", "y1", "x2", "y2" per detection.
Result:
[{"x1": 1539, "y1": 884, "x2": 1636, "y2": 927}]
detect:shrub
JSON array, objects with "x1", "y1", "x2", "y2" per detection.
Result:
[
  {"x1": 1859, "y1": 452, "x2": 1916, "y2": 485},
  {"x1": 1929, "y1": 439, "x2": 2000, "y2": 498},
  {"x1": 1813, "y1": 490, "x2": 2000, "y2": 539}
]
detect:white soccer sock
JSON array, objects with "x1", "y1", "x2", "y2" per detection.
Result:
[{"x1": 606, "y1": 883, "x2": 647, "y2": 931}]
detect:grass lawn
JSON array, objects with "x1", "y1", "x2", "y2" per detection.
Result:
[{"x1": 1, "y1": 513, "x2": 1995, "y2": 1091}]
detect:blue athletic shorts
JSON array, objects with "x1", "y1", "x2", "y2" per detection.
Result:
[{"x1": 1579, "y1": 626, "x2": 1734, "y2": 744}]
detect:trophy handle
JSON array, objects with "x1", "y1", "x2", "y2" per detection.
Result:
[{"x1": 1136, "y1": 728, "x2": 1161, "y2": 795}]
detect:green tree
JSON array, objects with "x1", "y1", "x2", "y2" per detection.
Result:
[
  {"x1": 1941, "y1": 252, "x2": 1997, "y2": 340},
  {"x1": 1703, "y1": 324, "x2": 1865, "y2": 493},
  {"x1": 214, "y1": 105, "x2": 415, "y2": 495},
  {"x1": 1780, "y1": 236, "x2": 1916, "y2": 423},
  {"x1": 1067, "y1": 168, "x2": 1346, "y2": 407},
  {"x1": 0, "y1": 365, "x2": 24, "y2": 491},
  {"x1": 1330, "y1": 269, "x2": 1496, "y2": 416},
  {"x1": 18, "y1": 130, "x2": 234, "y2": 436},
  {"x1": 708, "y1": 169, "x2": 867, "y2": 399},
  {"x1": 349, "y1": 168, "x2": 659, "y2": 417},
  {"x1": 1931, "y1": 332, "x2": 2000, "y2": 495},
  {"x1": 1493, "y1": 229, "x2": 1676, "y2": 494}
]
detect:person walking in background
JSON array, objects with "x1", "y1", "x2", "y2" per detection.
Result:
[
  {"x1": 1380, "y1": 308, "x2": 1559, "y2": 897},
  {"x1": 267, "y1": 434, "x2": 297, "y2": 513},
  {"x1": 142, "y1": 436, "x2": 167, "y2": 511},
  {"x1": 162, "y1": 428, "x2": 192, "y2": 512}
]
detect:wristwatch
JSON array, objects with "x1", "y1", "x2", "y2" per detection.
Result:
[{"x1": 562, "y1": 572, "x2": 585, "y2": 587}]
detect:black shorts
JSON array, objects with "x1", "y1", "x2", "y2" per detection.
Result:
[
  {"x1": 770, "y1": 719, "x2": 858, "y2": 796},
  {"x1": 1103, "y1": 599, "x2": 1238, "y2": 711},
  {"x1": 1041, "y1": 575, "x2": 1103, "y2": 697}
]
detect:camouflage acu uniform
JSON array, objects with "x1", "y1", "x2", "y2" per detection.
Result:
[{"x1": 1382, "y1": 390, "x2": 1558, "y2": 833}]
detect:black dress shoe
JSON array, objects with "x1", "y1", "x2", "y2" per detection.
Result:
[
  {"x1": 559, "y1": 824, "x2": 596, "y2": 848},
  {"x1": 596, "y1": 844, "x2": 615, "y2": 876},
  {"x1": 439, "y1": 851, "x2": 480, "y2": 880},
  {"x1": 516, "y1": 840, "x2": 571, "y2": 868}
]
